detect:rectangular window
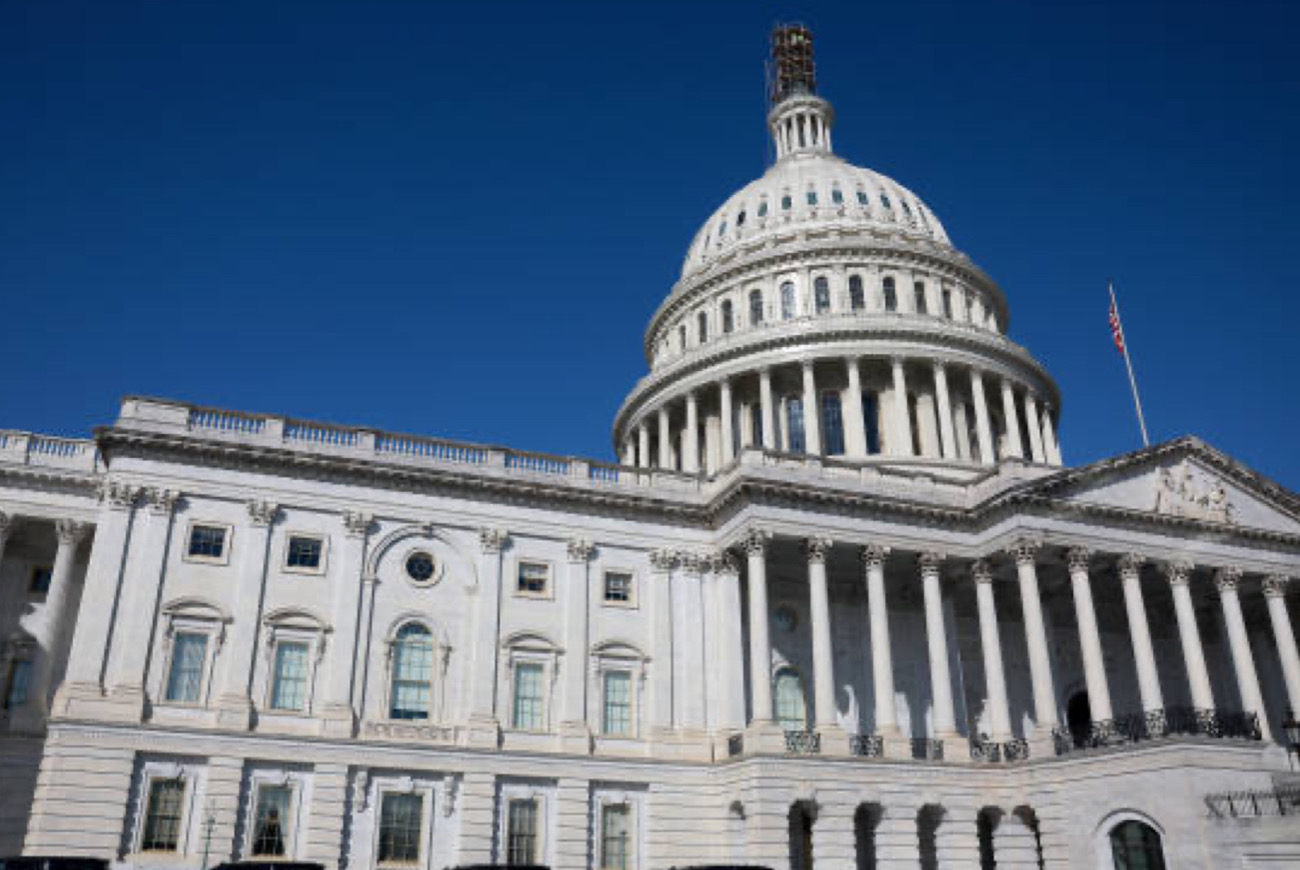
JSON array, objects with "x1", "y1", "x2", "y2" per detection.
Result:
[
  {"x1": 786, "y1": 398, "x2": 806, "y2": 453},
  {"x1": 517, "y1": 562, "x2": 549, "y2": 596},
  {"x1": 164, "y1": 632, "x2": 208, "y2": 704},
  {"x1": 831, "y1": 188, "x2": 843, "y2": 204},
  {"x1": 251, "y1": 784, "x2": 293, "y2": 857},
  {"x1": 4, "y1": 659, "x2": 31, "y2": 709},
  {"x1": 603, "y1": 571, "x2": 633, "y2": 604},
  {"x1": 141, "y1": 778, "x2": 186, "y2": 853},
  {"x1": 377, "y1": 792, "x2": 423, "y2": 866},
  {"x1": 750, "y1": 404, "x2": 764, "y2": 448},
  {"x1": 390, "y1": 631, "x2": 434, "y2": 720},
  {"x1": 187, "y1": 524, "x2": 227, "y2": 560},
  {"x1": 806, "y1": 190, "x2": 817, "y2": 205},
  {"x1": 942, "y1": 289, "x2": 953, "y2": 319},
  {"x1": 601, "y1": 804, "x2": 632, "y2": 870},
  {"x1": 506, "y1": 798, "x2": 539, "y2": 866},
  {"x1": 512, "y1": 662, "x2": 545, "y2": 730},
  {"x1": 270, "y1": 641, "x2": 309, "y2": 711},
  {"x1": 285, "y1": 535, "x2": 323, "y2": 570},
  {"x1": 602, "y1": 671, "x2": 632, "y2": 737},
  {"x1": 28, "y1": 566, "x2": 52, "y2": 594},
  {"x1": 863, "y1": 393, "x2": 882, "y2": 456},
  {"x1": 821, "y1": 393, "x2": 845, "y2": 456}
]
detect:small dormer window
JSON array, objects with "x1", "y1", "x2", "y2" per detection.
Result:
[
  {"x1": 880, "y1": 193, "x2": 893, "y2": 209},
  {"x1": 806, "y1": 190, "x2": 817, "y2": 206},
  {"x1": 719, "y1": 221, "x2": 727, "y2": 238},
  {"x1": 781, "y1": 195, "x2": 792, "y2": 211},
  {"x1": 758, "y1": 200, "x2": 768, "y2": 217},
  {"x1": 737, "y1": 210, "x2": 746, "y2": 226},
  {"x1": 832, "y1": 188, "x2": 843, "y2": 204},
  {"x1": 857, "y1": 190, "x2": 868, "y2": 205},
  {"x1": 697, "y1": 311, "x2": 708, "y2": 342},
  {"x1": 902, "y1": 200, "x2": 914, "y2": 219}
]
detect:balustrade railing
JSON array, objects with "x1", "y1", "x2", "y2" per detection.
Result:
[
  {"x1": 1205, "y1": 786, "x2": 1300, "y2": 818},
  {"x1": 969, "y1": 735, "x2": 1031, "y2": 763},
  {"x1": 188, "y1": 408, "x2": 265, "y2": 435},
  {"x1": 784, "y1": 730, "x2": 821, "y2": 755},
  {"x1": 849, "y1": 734, "x2": 884, "y2": 758},
  {"x1": 0, "y1": 431, "x2": 100, "y2": 472},
  {"x1": 1051, "y1": 707, "x2": 1262, "y2": 755},
  {"x1": 911, "y1": 738, "x2": 944, "y2": 761},
  {"x1": 727, "y1": 734, "x2": 744, "y2": 757}
]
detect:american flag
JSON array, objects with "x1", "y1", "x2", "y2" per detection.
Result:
[{"x1": 1108, "y1": 290, "x2": 1125, "y2": 353}]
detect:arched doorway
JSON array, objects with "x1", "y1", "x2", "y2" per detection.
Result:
[
  {"x1": 788, "y1": 801, "x2": 816, "y2": 870},
  {"x1": 1109, "y1": 819, "x2": 1166, "y2": 869},
  {"x1": 1067, "y1": 690, "x2": 1091, "y2": 746},
  {"x1": 854, "y1": 804, "x2": 880, "y2": 870}
]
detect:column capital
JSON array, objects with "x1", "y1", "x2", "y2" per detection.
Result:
[
  {"x1": 1163, "y1": 560, "x2": 1195, "y2": 587},
  {"x1": 1263, "y1": 575, "x2": 1293, "y2": 599},
  {"x1": 96, "y1": 479, "x2": 142, "y2": 511},
  {"x1": 917, "y1": 550, "x2": 946, "y2": 576},
  {"x1": 145, "y1": 487, "x2": 182, "y2": 516},
  {"x1": 859, "y1": 544, "x2": 890, "y2": 570},
  {"x1": 54, "y1": 518, "x2": 91, "y2": 547},
  {"x1": 972, "y1": 559, "x2": 994, "y2": 585},
  {"x1": 342, "y1": 510, "x2": 373, "y2": 539},
  {"x1": 1118, "y1": 552, "x2": 1146, "y2": 577},
  {"x1": 932, "y1": 359, "x2": 947, "y2": 374},
  {"x1": 1006, "y1": 539, "x2": 1041, "y2": 566},
  {"x1": 710, "y1": 550, "x2": 740, "y2": 576},
  {"x1": 649, "y1": 547, "x2": 678, "y2": 573},
  {"x1": 1214, "y1": 566, "x2": 1243, "y2": 592},
  {"x1": 479, "y1": 527, "x2": 509, "y2": 554},
  {"x1": 245, "y1": 499, "x2": 280, "y2": 527},
  {"x1": 566, "y1": 538, "x2": 595, "y2": 564},
  {"x1": 800, "y1": 358, "x2": 816, "y2": 373},
  {"x1": 1065, "y1": 546, "x2": 1093, "y2": 574},
  {"x1": 890, "y1": 354, "x2": 906, "y2": 368},
  {"x1": 802, "y1": 536, "x2": 833, "y2": 564},
  {"x1": 677, "y1": 550, "x2": 708, "y2": 574},
  {"x1": 740, "y1": 528, "x2": 771, "y2": 556}
]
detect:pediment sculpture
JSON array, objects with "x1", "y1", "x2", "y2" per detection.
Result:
[{"x1": 1154, "y1": 461, "x2": 1234, "y2": 524}]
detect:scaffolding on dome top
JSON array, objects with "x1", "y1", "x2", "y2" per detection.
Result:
[{"x1": 767, "y1": 23, "x2": 817, "y2": 106}]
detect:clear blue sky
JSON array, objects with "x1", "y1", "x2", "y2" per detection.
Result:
[{"x1": 3, "y1": 0, "x2": 1297, "y2": 488}]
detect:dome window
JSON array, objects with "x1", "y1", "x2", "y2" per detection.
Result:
[
  {"x1": 849, "y1": 275, "x2": 865, "y2": 311},
  {"x1": 880, "y1": 193, "x2": 893, "y2": 209},
  {"x1": 781, "y1": 195, "x2": 792, "y2": 211},
  {"x1": 679, "y1": 325, "x2": 687, "y2": 350},
  {"x1": 942, "y1": 289, "x2": 954, "y2": 319},
  {"x1": 806, "y1": 190, "x2": 818, "y2": 206},
  {"x1": 697, "y1": 311, "x2": 709, "y2": 342},
  {"x1": 856, "y1": 190, "x2": 868, "y2": 206},
  {"x1": 914, "y1": 282, "x2": 928, "y2": 314},
  {"x1": 749, "y1": 290, "x2": 764, "y2": 326},
  {"x1": 832, "y1": 188, "x2": 843, "y2": 204},
  {"x1": 719, "y1": 221, "x2": 727, "y2": 238},
  {"x1": 758, "y1": 200, "x2": 769, "y2": 217},
  {"x1": 883, "y1": 277, "x2": 898, "y2": 312},
  {"x1": 814, "y1": 277, "x2": 830, "y2": 314},
  {"x1": 901, "y1": 200, "x2": 913, "y2": 218},
  {"x1": 780, "y1": 282, "x2": 796, "y2": 320},
  {"x1": 737, "y1": 210, "x2": 746, "y2": 227},
  {"x1": 722, "y1": 300, "x2": 734, "y2": 334}
]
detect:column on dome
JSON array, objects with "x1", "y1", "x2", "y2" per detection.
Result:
[
  {"x1": 1041, "y1": 404, "x2": 1062, "y2": 466},
  {"x1": 320, "y1": 510, "x2": 373, "y2": 736},
  {"x1": 704, "y1": 411, "x2": 721, "y2": 474},
  {"x1": 801, "y1": 360, "x2": 822, "y2": 456},
  {"x1": 915, "y1": 388, "x2": 941, "y2": 459},
  {"x1": 972, "y1": 560, "x2": 1012, "y2": 740},
  {"x1": 621, "y1": 441, "x2": 634, "y2": 466},
  {"x1": 720, "y1": 378, "x2": 735, "y2": 465},
  {"x1": 1118, "y1": 554, "x2": 1165, "y2": 713},
  {"x1": 933, "y1": 362, "x2": 957, "y2": 460},
  {"x1": 1165, "y1": 560, "x2": 1214, "y2": 711},
  {"x1": 759, "y1": 368, "x2": 776, "y2": 450},
  {"x1": 861, "y1": 545, "x2": 898, "y2": 736},
  {"x1": 890, "y1": 356, "x2": 914, "y2": 457},
  {"x1": 558, "y1": 538, "x2": 594, "y2": 748},
  {"x1": 21, "y1": 518, "x2": 91, "y2": 719},
  {"x1": 919, "y1": 552, "x2": 957, "y2": 737},
  {"x1": 1000, "y1": 379, "x2": 1024, "y2": 459},
  {"x1": 1215, "y1": 568, "x2": 1270, "y2": 739},
  {"x1": 1023, "y1": 392, "x2": 1046, "y2": 463},
  {"x1": 743, "y1": 530, "x2": 773, "y2": 725},
  {"x1": 657, "y1": 407, "x2": 671, "y2": 469},
  {"x1": 969, "y1": 368, "x2": 994, "y2": 464},
  {"x1": 843, "y1": 357, "x2": 868, "y2": 459},
  {"x1": 637, "y1": 423, "x2": 650, "y2": 469},
  {"x1": 683, "y1": 391, "x2": 700, "y2": 473},
  {"x1": 953, "y1": 401, "x2": 972, "y2": 461},
  {"x1": 804, "y1": 537, "x2": 838, "y2": 734},
  {"x1": 1263, "y1": 576, "x2": 1300, "y2": 717},
  {"x1": 1065, "y1": 548, "x2": 1113, "y2": 725},
  {"x1": 213, "y1": 499, "x2": 279, "y2": 729},
  {"x1": 1008, "y1": 540, "x2": 1058, "y2": 731}
]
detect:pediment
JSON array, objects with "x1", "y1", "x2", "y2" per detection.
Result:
[{"x1": 1034, "y1": 440, "x2": 1300, "y2": 537}]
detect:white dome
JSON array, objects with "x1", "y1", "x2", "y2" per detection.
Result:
[{"x1": 681, "y1": 152, "x2": 952, "y2": 281}]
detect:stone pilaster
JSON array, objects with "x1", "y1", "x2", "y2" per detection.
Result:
[{"x1": 465, "y1": 528, "x2": 507, "y2": 748}]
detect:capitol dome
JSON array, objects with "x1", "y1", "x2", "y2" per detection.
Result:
[{"x1": 613, "y1": 25, "x2": 1059, "y2": 480}]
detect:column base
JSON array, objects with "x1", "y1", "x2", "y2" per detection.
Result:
[
  {"x1": 213, "y1": 694, "x2": 255, "y2": 731},
  {"x1": 317, "y1": 702, "x2": 357, "y2": 738},
  {"x1": 655, "y1": 727, "x2": 713, "y2": 761},
  {"x1": 52, "y1": 682, "x2": 144, "y2": 722},
  {"x1": 556, "y1": 721, "x2": 592, "y2": 755},
  {"x1": 881, "y1": 736, "x2": 913, "y2": 760},
  {"x1": 744, "y1": 721, "x2": 789, "y2": 755},
  {"x1": 462, "y1": 713, "x2": 501, "y2": 749},
  {"x1": 8, "y1": 704, "x2": 47, "y2": 734},
  {"x1": 817, "y1": 723, "x2": 852, "y2": 757}
]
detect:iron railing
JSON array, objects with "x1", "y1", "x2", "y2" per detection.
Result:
[
  {"x1": 1052, "y1": 707, "x2": 1262, "y2": 755},
  {"x1": 911, "y1": 738, "x2": 944, "y2": 761},
  {"x1": 784, "y1": 730, "x2": 821, "y2": 755},
  {"x1": 849, "y1": 734, "x2": 884, "y2": 758},
  {"x1": 1205, "y1": 786, "x2": 1300, "y2": 818},
  {"x1": 727, "y1": 734, "x2": 744, "y2": 757}
]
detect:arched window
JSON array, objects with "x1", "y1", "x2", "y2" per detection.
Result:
[
  {"x1": 806, "y1": 189, "x2": 818, "y2": 206},
  {"x1": 821, "y1": 392, "x2": 844, "y2": 456},
  {"x1": 697, "y1": 311, "x2": 708, "y2": 342},
  {"x1": 678, "y1": 324, "x2": 687, "y2": 350},
  {"x1": 849, "y1": 275, "x2": 865, "y2": 311},
  {"x1": 781, "y1": 194, "x2": 792, "y2": 211},
  {"x1": 831, "y1": 187, "x2": 843, "y2": 204},
  {"x1": 718, "y1": 221, "x2": 727, "y2": 240},
  {"x1": 780, "y1": 282, "x2": 796, "y2": 320},
  {"x1": 390, "y1": 624, "x2": 434, "y2": 720},
  {"x1": 785, "y1": 397, "x2": 806, "y2": 453},
  {"x1": 883, "y1": 277, "x2": 898, "y2": 312},
  {"x1": 749, "y1": 290, "x2": 764, "y2": 326},
  {"x1": 721, "y1": 300, "x2": 734, "y2": 334},
  {"x1": 880, "y1": 192, "x2": 892, "y2": 210},
  {"x1": 758, "y1": 199, "x2": 769, "y2": 217},
  {"x1": 1109, "y1": 820, "x2": 1166, "y2": 869},
  {"x1": 814, "y1": 277, "x2": 830, "y2": 314},
  {"x1": 774, "y1": 668, "x2": 807, "y2": 730},
  {"x1": 942, "y1": 289, "x2": 953, "y2": 319},
  {"x1": 914, "y1": 282, "x2": 928, "y2": 314},
  {"x1": 736, "y1": 210, "x2": 746, "y2": 227},
  {"x1": 856, "y1": 189, "x2": 869, "y2": 206}
]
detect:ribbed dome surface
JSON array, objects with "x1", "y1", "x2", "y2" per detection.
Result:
[{"x1": 681, "y1": 153, "x2": 952, "y2": 281}]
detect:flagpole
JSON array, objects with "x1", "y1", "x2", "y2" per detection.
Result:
[{"x1": 1110, "y1": 281, "x2": 1150, "y2": 447}]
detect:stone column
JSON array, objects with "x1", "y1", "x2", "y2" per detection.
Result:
[
  {"x1": 1216, "y1": 568, "x2": 1270, "y2": 739},
  {"x1": 1023, "y1": 393, "x2": 1046, "y2": 463},
  {"x1": 559, "y1": 538, "x2": 593, "y2": 751},
  {"x1": 861, "y1": 545, "x2": 898, "y2": 736},
  {"x1": 1008, "y1": 540, "x2": 1058, "y2": 731},
  {"x1": 973, "y1": 561, "x2": 1012, "y2": 740},
  {"x1": 1066, "y1": 548, "x2": 1113, "y2": 723},
  {"x1": 637, "y1": 423, "x2": 650, "y2": 469},
  {"x1": 0, "y1": 513, "x2": 11, "y2": 584},
  {"x1": 214, "y1": 499, "x2": 279, "y2": 729},
  {"x1": 1000, "y1": 379, "x2": 1024, "y2": 459},
  {"x1": 801, "y1": 360, "x2": 822, "y2": 455},
  {"x1": 890, "y1": 356, "x2": 913, "y2": 457},
  {"x1": 657, "y1": 407, "x2": 671, "y2": 469},
  {"x1": 648, "y1": 548, "x2": 675, "y2": 738},
  {"x1": 673, "y1": 553, "x2": 708, "y2": 736},
  {"x1": 743, "y1": 530, "x2": 773, "y2": 726},
  {"x1": 465, "y1": 528, "x2": 507, "y2": 746},
  {"x1": 719, "y1": 379, "x2": 735, "y2": 465},
  {"x1": 1165, "y1": 560, "x2": 1214, "y2": 710},
  {"x1": 804, "y1": 537, "x2": 838, "y2": 734},
  {"x1": 919, "y1": 551, "x2": 957, "y2": 737},
  {"x1": 683, "y1": 391, "x2": 700, "y2": 472},
  {"x1": 933, "y1": 362, "x2": 957, "y2": 460},
  {"x1": 712, "y1": 552, "x2": 746, "y2": 733},
  {"x1": 1118, "y1": 554, "x2": 1165, "y2": 713},
  {"x1": 953, "y1": 402, "x2": 972, "y2": 461},
  {"x1": 843, "y1": 357, "x2": 867, "y2": 459},
  {"x1": 970, "y1": 368, "x2": 994, "y2": 464},
  {"x1": 1041, "y1": 405, "x2": 1062, "y2": 466},
  {"x1": 319, "y1": 510, "x2": 372, "y2": 736},
  {"x1": 22, "y1": 518, "x2": 91, "y2": 719},
  {"x1": 107, "y1": 486, "x2": 181, "y2": 713},
  {"x1": 759, "y1": 368, "x2": 776, "y2": 450},
  {"x1": 1263, "y1": 576, "x2": 1300, "y2": 716}
]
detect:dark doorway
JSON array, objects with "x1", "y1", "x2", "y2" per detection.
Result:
[
  {"x1": 1067, "y1": 690, "x2": 1091, "y2": 746},
  {"x1": 788, "y1": 802, "x2": 815, "y2": 870},
  {"x1": 854, "y1": 804, "x2": 879, "y2": 870}
]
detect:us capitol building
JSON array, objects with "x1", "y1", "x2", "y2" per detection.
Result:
[{"x1": 2, "y1": 26, "x2": 1298, "y2": 870}]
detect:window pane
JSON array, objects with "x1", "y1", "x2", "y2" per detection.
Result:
[
  {"x1": 507, "y1": 799, "x2": 539, "y2": 865},
  {"x1": 390, "y1": 626, "x2": 433, "y2": 720},
  {"x1": 271, "y1": 642, "x2": 309, "y2": 711},
  {"x1": 378, "y1": 792, "x2": 423, "y2": 865},
  {"x1": 749, "y1": 291, "x2": 763, "y2": 326},
  {"x1": 821, "y1": 393, "x2": 845, "y2": 456},
  {"x1": 512, "y1": 663, "x2": 544, "y2": 730},
  {"x1": 780, "y1": 283, "x2": 795, "y2": 320},
  {"x1": 188, "y1": 525, "x2": 226, "y2": 559},
  {"x1": 775, "y1": 670, "x2": 807, "y2": 730},
  {"x1": 29, "y1": 567, "x2": 52, "y2": 593},
  {"x1": 604, "y1": 572, "x2": 632, "y2": 603},
  {"x1": 5, "y1": 660, "x2": 31, "y2": 710},
  {"x1": 141, "y1": 778, "x2": 185, "y2": 852},
  {"x1": 786, "y1": 398, "x2": 806, "y2": 453},
  {"x1": 252, "y1": 785, "x2": 292, "y2": 857},
  {"x1": 864, "y1": 393, "x2": 882, "y2": 456},
  {"x1": 518, "y1": 562, "x2": 548, "y2": 594},
  {"x1": 814, "y1": 278, "x2": 830, "y2": 314},
  {"x1": 722, "y1": 301, "x2": 733, "y2": 334},
  {"x1": 601, "y1": 804, "x2": 631, "y2": 870},
  {"x1": 287, "y1": 536, "x2": 322, "y2": 569},
  {"x1": 603, "y1": 671, "x2": 632, "y2": 736},
  {"x1": 165, "y1": 633, "x2": 208, "y2": 703}
]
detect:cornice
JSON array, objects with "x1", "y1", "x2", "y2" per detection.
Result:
[{"x1": 0, "y1": 463, "x2": 101, "y2": 498}]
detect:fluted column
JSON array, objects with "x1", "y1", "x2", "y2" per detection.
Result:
[
  {"x1": 972, "y1": 561, "x2": 1012, "y2": 740},
  {"x1": 214, "y1": 499, "x2": 279, "y2": 729},
  {"x1": 1000, "y1": 379, "x2": 1024, "y2": 459},
  {"x1": 657, "y1": 407, "x2": 671, "y2": 469},
  {"x1": 559, "y1": 538, "x2": 593, "y2": 746},
  {"x1": 843, "y1": 357, "x2": 867, "y2": 459},
  {"x1": 759, "y1": 368, "x2": 776, "y2": 450},
  {"x1": 637, "y1": 423, "x2": 650, "y2": 469},
  {"x1": 712, "y1": 552, "x2": 746, "y2": 732},
  {"x1": 1263, "y1": 576, "x2": 1300, "y2": 716},
  {"x1": 719, "y1": 379, "x2": 735, "y2": 465},
  {"x1": 970, "y1": 368, "x2": 994, "y2": 464},
  {"x1": 1216, "y1": 568, "x2": 1270, "y2": 740},
  {"x1": 1023, "y1": 393, "x2": 1046, "y2": 463},
  {"x1": 23, "y1": 519, "x2": 90, "y2": 717},
  {"x1": 919, "y1": 552, "x2": 957, "y2": 736},
  {"x1": 1066, "y1": 548, "x2": 1113, "y2": 722},
  {"x1": 861, "y1": 545, "x2": 897, "y2": 735},
  {"x1": 890, "y1": 356, "x2": 913, "y2": 457},
  {"x1": 320, "y1": 510, "x2": 372, "y2": 735},
  {"x1": 1166, "y1": 560, "x2": 1214, "y2": 711},
  {"x1": 1041, "y1": 404, "x2": 1062, "y2": 466},
  {"x1": 801, "y1": 360, "x2": 822, "y2": 455},
  {"x1": 743, "y1": 531, "x2": 773, "y2": 724},
  {"x1": 1118, "y1": 554, "x2": 1164, "y2": 712},
  {"x1": 1008, "y1": 540, "x2": 1058, "y2": 729},
  {"x1": 648, "y1": 549, "x2": 675, "y2": 735},
  {"x1": 466, "y1": 528, "x2": 508, "y2": 743},
  {"x1": 683, "y1": 392, "x2": 700, "y2": 472},
  {"x1": 804, "y1": 537, "x2": 837, "y2": 730},
  {"x1": 933, "y1": 362, "x2": 957, "y2": 460}
]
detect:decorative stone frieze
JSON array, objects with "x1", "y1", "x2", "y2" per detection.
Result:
[
  {"x1": 649, "y1": 548, "x2": 677, "y2": 573},
  {"x1": 566, "y1": 537, "x2": 594, "y2": 563},
  {"x1": 1065, "y1": 546, "x2": 1092, "y2": 573},
  {"x1": 802, "y1": 536, "x2": 833, "y2": 563},
  {"x1": 145, "y1": 488, "x2": 181, "y2": 516},
  {"x1": 96, "y1": 479, "x2": 141, "y2": 510},
  {"x1": 859, "y1": 544, "x2": 889, "y2": 570},
  {"x1": 972, "y1": 560, "x2": 994, "y2": 585}
]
